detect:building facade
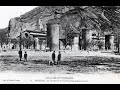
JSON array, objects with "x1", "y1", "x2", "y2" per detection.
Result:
[
  {"x1": 46, "y1": 22, "x2": 116, "y2": 52},
  {"x1": 8, "y1": 7, "x2": 117, "y2": 52}
]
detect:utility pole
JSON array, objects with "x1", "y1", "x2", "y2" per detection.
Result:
[
  {"x1": 18, "y1": 19, "x2": 23, "y2": 61},
  {"x1": 20, "y1": 20, "x2": 23, "y2": 51},
  {"x1": 19, "y1": 12, "x2": 24, "y2": 51},
  {"x1": 20, "y1": 32, "x2": 22, "y2": 51}
]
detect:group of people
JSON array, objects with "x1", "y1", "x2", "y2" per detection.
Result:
[
  {"x1": 18, "y1": 50, "x2": 62, "y2": 65},
  {"x1": 18, "y1": 50, "x2": 27, "y2": 61},
  {"x1": 52, "y1": 51, "x2": 61, "y2": 65}
]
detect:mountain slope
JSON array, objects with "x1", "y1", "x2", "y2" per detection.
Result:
[
  {"x1": 9, "y1": 6, "x2": 76, "y2": 38},
  {"x1": 8, "y1": 6, "x2": 116, "y2": 39}
]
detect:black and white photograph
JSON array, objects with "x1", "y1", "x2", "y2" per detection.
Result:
[{"x1": 0, "y1": 6, "x2": 120, "y2": 84}]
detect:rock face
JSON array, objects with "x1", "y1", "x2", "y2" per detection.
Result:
[
  {"x1": 8, "y1": 6, "x2": 75, "y2": 39},
  {"x1": 0, "y1": 27, "x2": 8, "y2": 47},
  {"x1": 8, "y1": 6, "x2": 108, "y2": 38},
  {"x1": 9, "y1": 18, "x2": 22, "y2": 38},
  {"x1": 7, "y1": 6, "x2": 118, "y2": 51}
]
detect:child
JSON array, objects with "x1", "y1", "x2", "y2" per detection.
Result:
[{"x1": 24, "y1": 51, "x2": 27, "y2": 61}]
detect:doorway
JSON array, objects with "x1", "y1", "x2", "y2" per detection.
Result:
[{"x1": 105, "y1": 35, "x2": 111, "y2": 50}]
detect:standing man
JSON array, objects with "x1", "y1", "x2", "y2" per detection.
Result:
[
  {"x1": 24, "y1": 51, "x2": 27, "y2": 62},
  {"x1": 57, "y1": 51, "x2": 61, "y2": 65},
  {"x1": 52, "y1": 51, "x2": 56, "y2": 65},
  {"x1": 18, "y1": 49, "x2": 22, "y2": 61}
]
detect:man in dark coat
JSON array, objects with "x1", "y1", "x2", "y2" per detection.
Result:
[
  {"x1": 18, "y1": 50, "x2": 22, "y2": 61},
  {"x1": 57, "y1": 51, "x2": 61, "y2": 65},
  {"x1": 24, "y1": 51, "x2": 27, "y2": 61},
  {"x1": 52, "y1": 51, "x2": 56, "y2": 65}
]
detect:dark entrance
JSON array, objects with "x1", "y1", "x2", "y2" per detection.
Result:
[
  {"x1": 46, "y1": 24, "x2": 52, "y2": 51},
  {"x1": 105, "y1": 35, "x2": 111, "y2": 50},
  {"x1": 79, "y1": 29, "x2": 87, "y2": 50}
]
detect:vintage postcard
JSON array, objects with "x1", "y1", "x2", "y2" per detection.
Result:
[{"x1": 0, "y1": 6, "x2": 120, "y2": 84}]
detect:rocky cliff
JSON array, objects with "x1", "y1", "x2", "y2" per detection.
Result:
[
  {"x1": 8, "y1": 6, "x2": 113, "y2": 39},
  {"x1": 8, "y1": 6, "x2": 76, "y2": 38}
]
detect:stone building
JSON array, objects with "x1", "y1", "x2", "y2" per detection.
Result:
[
  {"x1": 45, "y1": 8, "x2": 116, "y2": 52},
  {"x1": 22, "y1": 30, "x2": 46, "y2": 50},
  {"x1": 8, "y1": 6, "x2": 117, "y2": 52},
  {"x1": 46, "y1": 19, "x2": 116, "y2": 52}
]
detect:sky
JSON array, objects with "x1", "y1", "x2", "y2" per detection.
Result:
[{"x1": 0, "y1": 6, "x2": 38, "y2": 29}]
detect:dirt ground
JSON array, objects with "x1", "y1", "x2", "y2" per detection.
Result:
[{"x1": 0, "y1": 54, "x2": 120, "y2": 74}]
